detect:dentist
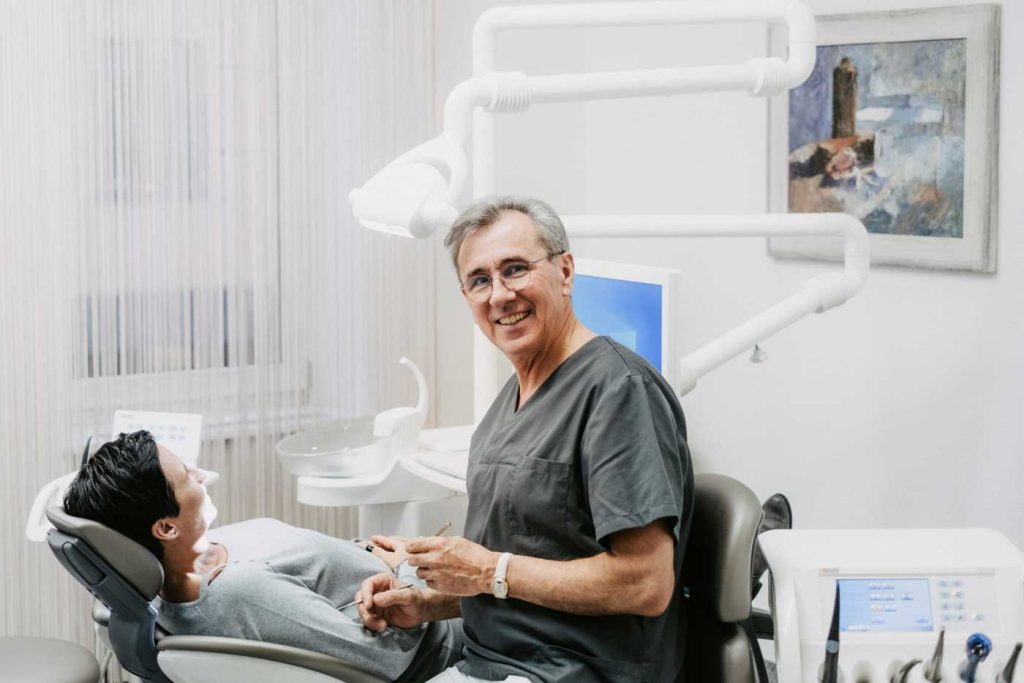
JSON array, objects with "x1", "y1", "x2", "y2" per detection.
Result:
[{"x1": 359, "y1": 196, "x2": 694, "y2": 682}]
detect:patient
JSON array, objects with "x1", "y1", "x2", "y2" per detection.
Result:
[{"x1": 63, "y1": 430, "x2": 462, "y2": 682}]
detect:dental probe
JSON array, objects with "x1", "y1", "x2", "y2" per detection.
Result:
[
  {"x1": 959, "y1": 633, "x2": 992, "y2": 683},
  {"x1": 925, "y1": 627, "x2": 946, "y2": 682},
  {"x1": 891, "y1": 659, "x2": 922, "y2": 683},
  {"x1": 996, "y1": 643, "x2": 1022, "y2": 683},
  {"x1": 821, "y1": 584, "x2": 841, "y2": 683},
  {"x1": 337, "y1": 583, "x2": 415, "y2": 611}
]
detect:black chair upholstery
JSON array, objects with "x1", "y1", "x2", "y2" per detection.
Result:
[{"x1": 681, "y1": 473, "x2": 766, "y2": 683}]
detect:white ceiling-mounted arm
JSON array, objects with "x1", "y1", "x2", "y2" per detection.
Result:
[
  {"x1": 565, "y1": 213, "x2": 869, "y2": 395},
  {"x1": 472, "y1": 0, "x2": 815, "y2": 98},
  {"x1": 470, "y1": 0, "x2": 815, "y2": 197},
  {"x1": 350, "y1": 1, "x2": 816, "y2": 239}
]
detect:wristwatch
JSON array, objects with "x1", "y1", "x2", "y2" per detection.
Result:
[{"x1": 490, "y1": 552, "x2": 513, "y2": 599}]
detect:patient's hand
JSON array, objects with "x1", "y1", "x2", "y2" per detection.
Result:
[{"x1": 357, "y1": 572, "x2": 427, "y2": 632}]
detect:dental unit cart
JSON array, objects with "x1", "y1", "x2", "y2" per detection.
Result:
[{"x1": 761, "y1": 529, "x2": 1024, "y2": 683}]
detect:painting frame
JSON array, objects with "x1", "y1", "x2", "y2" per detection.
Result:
[{"x1": 767, "y1": 5, "x2": 1000, "y2": 272}]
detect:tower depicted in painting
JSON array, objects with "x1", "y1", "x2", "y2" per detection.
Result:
[{"x1": 832, "y1": 57, "x2": 857, "y2": 138}]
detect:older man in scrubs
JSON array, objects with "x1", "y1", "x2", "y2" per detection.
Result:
[{"x1": 359, "y1": 196, "x2": 694, "y2": 682}]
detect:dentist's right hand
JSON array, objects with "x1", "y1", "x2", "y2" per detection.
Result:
[{"x1": 357, "y1": 572, "x2": 429, "y2": 632}]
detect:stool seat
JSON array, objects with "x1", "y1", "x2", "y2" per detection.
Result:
[{"x1": 0, "y1": 637, "x2": 99, "y2": 683}]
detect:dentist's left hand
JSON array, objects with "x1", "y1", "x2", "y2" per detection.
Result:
[
  {"x1": 405, "y1": 536, "x2": 500, "y2": 597},
  {"x1": 357, "y1": 573, "x2": 427, "y2": 632}
]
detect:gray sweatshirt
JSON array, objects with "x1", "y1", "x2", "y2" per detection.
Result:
[{"x1": 154, "y1": 518, "x2": 462, "y2": 682}]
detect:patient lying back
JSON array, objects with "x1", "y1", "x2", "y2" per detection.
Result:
[
  {"x1": 63, "y1": 431, "x2": 461, "y2": 683},
  {"x1": 157, "y1": 518, "x2": 459, "y2": 682}
]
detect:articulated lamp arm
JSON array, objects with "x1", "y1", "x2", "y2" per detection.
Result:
[
  {"x1": 350, "y1": 0, "x2": 816, "y2": 239},
  {"x1": 564, "y1": 213, "x2": 870, "y2": 396}
]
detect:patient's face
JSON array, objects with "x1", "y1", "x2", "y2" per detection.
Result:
[{"x1": 157, "y1": 446, "x2": 218, "y2": 550}]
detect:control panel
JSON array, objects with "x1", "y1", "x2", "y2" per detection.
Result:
[{"x1": 762, "y1": 529, "x2": 1024, "y2": 683}]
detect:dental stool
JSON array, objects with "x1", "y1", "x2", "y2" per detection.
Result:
[
  {"x1": 0, "y1": 636, "x2": 100, "y2": 683},
  {"x1": 45, "y1": 506, "x2": 386, "y2": 683},
  {"x1": 682, "y1": 473, "x2": 773, "y2": 683}
]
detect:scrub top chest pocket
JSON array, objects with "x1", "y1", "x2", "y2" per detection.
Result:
[{"x1": 505, "y1": 455, "x2": 571, "y2": 539}]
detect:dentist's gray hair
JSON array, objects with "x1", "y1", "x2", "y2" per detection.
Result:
[{"x1": 443, "y1": 195, "x2": 570, "y2": 275}]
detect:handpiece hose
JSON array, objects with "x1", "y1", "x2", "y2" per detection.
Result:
[{"x1": 822, "y1": 584, "x2": 841, "y2": 683}]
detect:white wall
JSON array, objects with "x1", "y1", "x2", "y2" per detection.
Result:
[{"x1": 432, "y1": 0, "x2": 1024, "y2": 545}]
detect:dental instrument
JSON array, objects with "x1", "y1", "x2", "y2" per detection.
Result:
[
  {"x1": 890, "y1": 658, "x2": 922, "y2": 683},
  {"x1": 960, "y1": 633, "x2": 993, "y2": 683},
  {"x1": 822, "y1": 584, "x2": 841, "y2": 683},
  {"x1": 925, "y1": 629, "x2": 946, "y2": 682},
  {"x1": 336, "y1": 584, "x2": 415, "y2": 612},
  {"x1": 997, "y1": 643, "x2": 1021, "y2": 683}
]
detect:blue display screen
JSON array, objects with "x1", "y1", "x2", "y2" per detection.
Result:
[
  {"x1": 573, "y1": 274, "x2": 663, "y2": 372},
  {"x1": 839, "y1": 579, "x2": 933, "y2": 633}
]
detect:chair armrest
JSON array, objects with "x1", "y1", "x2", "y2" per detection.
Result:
[
  {"x1": 750, "y1": 607, "x2": 774, "y2": 639},
  {"x1": 156, "y1": 636, "x2": 386, "y2": 683},
  {"x1": 93, "y1": 599, "x2": 170, "y2": 642}
]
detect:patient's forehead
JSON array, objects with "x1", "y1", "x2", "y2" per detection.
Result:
[{"x1": 156, "y1": 444, "x2": 186, "y2": 485}]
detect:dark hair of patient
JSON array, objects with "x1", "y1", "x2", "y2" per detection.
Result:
[{"x1": 63, "y1": 430, "x2": 180, "y2": 559}]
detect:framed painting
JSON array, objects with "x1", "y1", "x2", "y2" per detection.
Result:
[{"x1": 767, "y1": 5, "x2": 1000, "y2": 272}]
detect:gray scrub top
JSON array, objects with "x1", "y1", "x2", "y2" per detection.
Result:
[{"x1": 458, "y1": 336, "x2": 694, "y2": 683}]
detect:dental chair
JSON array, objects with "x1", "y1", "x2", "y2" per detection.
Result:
[
  {"x1": 45, "y1": 506, "x2": 387, "y2": 683},
  {"x1": 682, "y1": 473, "x2": 773, "y2": 683}
]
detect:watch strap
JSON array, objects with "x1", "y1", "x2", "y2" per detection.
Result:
[{"x1": 495, "y1": 552, "x2": 512, "y2": 582}]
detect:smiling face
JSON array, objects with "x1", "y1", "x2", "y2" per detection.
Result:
[
  {"x1": 153, "y1": 445, "x2": 217, "y2": 554},
  {"x1": 456, "y1": 210, "x2": 576, "y2": 368}
]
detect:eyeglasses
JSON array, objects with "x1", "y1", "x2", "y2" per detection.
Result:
[{"x1": 460, "y1": 251, "x2": 565, "y2": 303}]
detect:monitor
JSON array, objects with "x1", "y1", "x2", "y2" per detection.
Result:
[{"x1": 573, "y1": 258, "x2": 679, "y2": 389}]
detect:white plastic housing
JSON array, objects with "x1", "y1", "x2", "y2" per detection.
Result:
[
  {"x1": 372, "y1": 357, "x2": 429, "y2": 452},
  {"x1": 761, "y1": 529, "x2": 1024, "y2": 683}
]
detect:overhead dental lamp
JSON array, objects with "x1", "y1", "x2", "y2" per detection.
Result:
[{"x1": 349, "y1": 133, "x2": 465, "y2": 238}]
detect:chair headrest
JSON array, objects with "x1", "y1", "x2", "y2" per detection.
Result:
[
  {"x1": 682, "y1": 473, "x2": 763, "y2": 623},
  {"x1": 46, "y1": 505, "x2": 164, "y2": 599}
]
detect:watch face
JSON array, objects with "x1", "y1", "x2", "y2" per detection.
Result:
[{"x1": 491, "y1": 577, "x2": 508, "y2": 599}]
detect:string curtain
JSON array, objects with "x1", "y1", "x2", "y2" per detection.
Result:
[{"x1": 0, "y1": 0, "x2": 436, "y2": 651}]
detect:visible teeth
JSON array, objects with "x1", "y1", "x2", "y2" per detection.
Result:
[{"x1": 499, "y1": 311, "x2": 528, "y2": 325}]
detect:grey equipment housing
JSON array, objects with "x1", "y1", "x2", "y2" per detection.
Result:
[{"x1": 46, "y1": 505, "x2": 170, "y2": 682}]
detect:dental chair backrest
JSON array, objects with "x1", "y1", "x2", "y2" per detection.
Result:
[
  {"x1": 45, "y1": 505, "x2": 170, "y2": 682},
  {"x1": 681, "y1": 473, "x2": 764, "y2": 683},
  {"x1": 46, "y1": 506, "x2": 390, "y2": 683}
]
